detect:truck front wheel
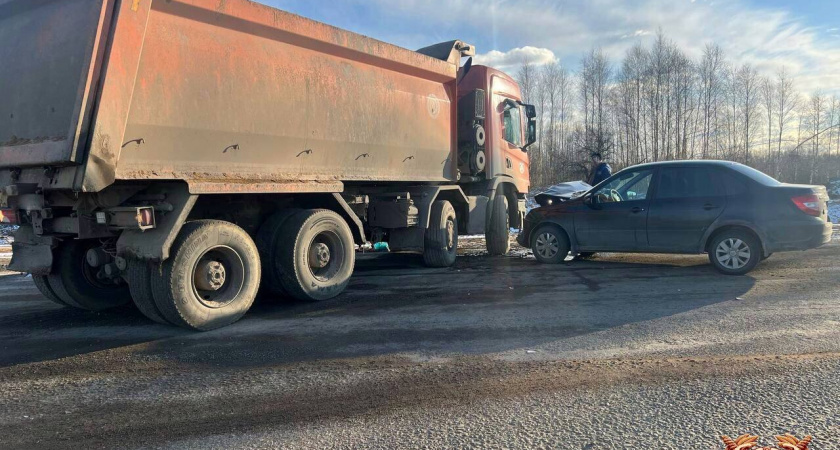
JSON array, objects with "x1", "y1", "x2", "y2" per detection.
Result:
[
  {"x1": 150, "y1": 220, "x2": 261, "y2": 331},
  {"x1": 47, "y1": 240, "x2": 131, "y2": 310},
  {"x1": 486, "y1": 193, "x2": 510, "y2": 255},
  {"x1": 275, "y1": 209, "x2": 355, "y2": 302},
  {"x1": 423, "y1": 200, "x2": 458, "y2": 267}
]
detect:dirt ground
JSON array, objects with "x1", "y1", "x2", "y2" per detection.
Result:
[{"x1": 1, "y1": 232, "x2": 839, "y2": 449}]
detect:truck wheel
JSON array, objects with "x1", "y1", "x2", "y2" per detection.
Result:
[
  {"x1": 151, "y1": 220, "x2": 260, "y2": 331},
  {"x1": 256, "y1": 208, "x2": 301, "y2": 297},
  {"x1": 423, "y1": 200, "x2": 458, "y2": 267},
  {"x1": 486, "y1": 193, "x2": 510, "y2": 255},
  {"x1": 47, "y1": 240, "x2": 131, "y2": 310},
  {"x1": 276, "y1": 209, "x2": 355, "y2": 301},
  {"x1": 125, "y1": 258, "x2": 169, "y2": 324},
  {"x1": 531, "y1": 224, "x2": 570, "y2": 264},
  {"x1": 709, "y1": 230, "x2": 761, "y2": 275},
  {"x1": 32, "y1": 275, "x2": 68, "y2": 307}
]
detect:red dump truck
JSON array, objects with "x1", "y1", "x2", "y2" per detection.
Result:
[{"x1": 0, "y1": 0, "x2": 535, "y2": 330}]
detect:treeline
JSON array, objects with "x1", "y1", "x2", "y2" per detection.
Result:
[{"x1": 516, "y1": 32, "x2": 840, "y2": 188}]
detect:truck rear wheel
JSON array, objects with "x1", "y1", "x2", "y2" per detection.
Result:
[
  {"x1": 423, "y1": 200, "x2": 458, "y2": 267},
  {"x1": 256, "y1": 208, "x2": 301, "y2": 297},
  {"x1": 125, "y1": 258, "x2": 169, "y2": 324},
  {"x1": 32, "y1": 275, "x2": 68, "y2": 307},
  {"x1": 276, "y1": 209, "x2": 355, "y2": 302},
  {"x1": 150, "y1": 220, "x2": 260, "y2": 331},
  {"x1": 47, "y1": 240, "x2": 131, "y2": 311},
  {"x1": 486, "y1": 193, "x2": 510, "y2": 255}
]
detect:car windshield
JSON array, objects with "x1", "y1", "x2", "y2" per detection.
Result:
[{"x1": 728, "y1": 163, "x2": 781, "y2": 186}]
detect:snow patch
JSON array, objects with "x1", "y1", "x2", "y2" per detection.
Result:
[{"x1": 829, "y1": 200, "x2": 840, "y2": 224}]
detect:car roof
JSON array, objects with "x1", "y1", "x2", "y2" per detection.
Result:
[{"x1": 621, "y1": 160, "x2": 742, "y2": 171}]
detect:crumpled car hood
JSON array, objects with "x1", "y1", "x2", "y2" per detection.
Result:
[{"x1": 534, "y1": 181, "x2": 592, "y2": 206}]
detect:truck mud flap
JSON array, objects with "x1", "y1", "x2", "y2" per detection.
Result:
[{"x1": 8, "y1": 226, "x2": 57, "y2": 275}]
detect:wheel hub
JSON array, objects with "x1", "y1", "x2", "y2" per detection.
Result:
[
  {"x1": 309, "y1": 242, "x2": 331, "y2": 269},
  {"x1": 195, "y1": 260, "x2": 226, "y2": 291}
]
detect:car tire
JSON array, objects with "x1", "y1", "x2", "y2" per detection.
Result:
[
  {"x1": 709, "y1": 230, "x2": 762, "y2": 275},
  {"x1": 151, "y1": 220, "x2": 261, "y2": 331},
  {"x1": 276, "y1": 209, "x2": 355, "y2": 301},
  {"x1": 32, "y1": 275, "x2": 68, "y2": 307},
  {"x1": 256, "y1": 208, "x2": 302, "y2": 297},
  {"x1": 47, "y1": 240, "x2": 132, "y2": 311},
  {"x1": 423, "y1": 200, "x2": 458, "y2": 268},
  {"x1": 125, "y1": 258, "x2": 169, "y2": 324},
  {"x1": 486, "y1": 193, "x2": 510, "y2": 255},
  {"x1": 531, "y1": 224, "x2": 570, "y2": 264}
]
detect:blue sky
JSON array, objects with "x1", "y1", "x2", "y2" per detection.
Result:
[{"x1": 266, "y1": 0, "x2": 839, "y2": 95}]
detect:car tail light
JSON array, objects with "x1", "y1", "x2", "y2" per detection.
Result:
[
  {"x1": 0, "y1": 208, "x2": 19, "y2": 225},
  {"x1": 791, "y1": 194, "x2": 821, "y2": 217}
]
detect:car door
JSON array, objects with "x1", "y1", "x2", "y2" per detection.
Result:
[
  {"x1": 646, "y1": 166, "x2": 727, "y2": 252},
  {"x1": 574, "y1": 168, "x2": 655, "y2": 251}
]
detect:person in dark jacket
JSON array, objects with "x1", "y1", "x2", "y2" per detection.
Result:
[{"x1": 587, "y1": 152, "x2": 612, "y2": 186}]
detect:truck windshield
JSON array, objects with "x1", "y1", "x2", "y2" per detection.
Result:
[{"x1": 503, "y1": 105, "x2": 522, "y2": 147}]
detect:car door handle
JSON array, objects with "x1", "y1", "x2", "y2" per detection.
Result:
[
  {"x1": 631, "y1": 207, "x2": 646, "y2": 214},
  {"x1": 703, "y1": 204, "x2": 719, "y2": 210}
]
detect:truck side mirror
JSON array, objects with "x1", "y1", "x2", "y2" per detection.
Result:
[{"x1": 522, "y1": 104, "x2": 537, "y2": 150}]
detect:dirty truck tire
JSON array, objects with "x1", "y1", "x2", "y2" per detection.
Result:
[
  {"x1": 423, "y1": 200, "x2": 458, "y2": 268},
  {"x1": 47, "y1": 240, "x2": 131, "y2": 311},
  {"x1": 276, "y1": 209, "x2": 355, "y2": 302},
  {"x1": 709, "y1": 229, "x2": 761, "y2": 276},
  {"x1": 125, "y1": 258, "x2": 169, "y2": 324},
  {"x1": 256, "y1": 208, "x2": 302, "y2": 297},
  {"x1": 150, "y1": 220, "x2": 260, "y2": 331},
  {"x1": 531, "y1": 224, "x2": 570, "y2": 264},
  {"x1": 32, "y1": 275, "x2": 68, "y2": 307},
  {"x1": 486, "y1": 193, "x2": 510, "y2": 256}
]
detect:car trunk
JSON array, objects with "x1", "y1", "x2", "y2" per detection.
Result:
[
  {"x1": 775, "y1": 184, "x2": 830, "y2": 221},
  {"x1": 0, "y1": 0, "x2": 113, "y2": 168}
]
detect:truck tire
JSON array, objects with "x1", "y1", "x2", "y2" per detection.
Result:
[
  {"x1": 150, "y1": 220, "x2": 261, "y2": 331},
  {"x1": 708, "y1": 229, "x2": 761, "y2": 276},
  {"x1": 47, "y1": 240, "x2": 131, "y2": 311},
  {"x1": 486, "y1": 193, "x2": 510, "y2": 255},
  {"x1": 531, "y1": 224, "x2": 570, "y2": 264},
  {"x1": 125, "y1": 258, "x2": 169, "y2": 324},
  {"x1": 276, "y1": 209, "x2": 355, "y2": 302},
  {"x1": 255, "y1": 208, "x2": 302, "y2": 297},
  {"x1": 423, "y1": 200, "x2": 458, "y2": 267},
  {"x1": 32, "y1": 275, "x2": 68, "y2": 307}
]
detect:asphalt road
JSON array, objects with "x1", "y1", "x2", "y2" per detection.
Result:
[{"x1": 1, "y1": 234, "x2": 839, "y2": 449}]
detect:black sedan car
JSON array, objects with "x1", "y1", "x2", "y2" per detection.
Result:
[{"x1": 517, "y1": 161, "x2": 833, "y2": 275}]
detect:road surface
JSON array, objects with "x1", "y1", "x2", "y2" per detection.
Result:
[{"x1": 1, "y1": 233, "x2": 839, "y2": 449}]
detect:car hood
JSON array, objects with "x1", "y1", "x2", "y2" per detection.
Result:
[{"x1": 533, "y1": 181, "x2": 592, "y2": 207}]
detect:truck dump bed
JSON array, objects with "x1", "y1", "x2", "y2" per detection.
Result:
[{"x1": 1, "y1": 0, "x2": 462, "y2": 193}]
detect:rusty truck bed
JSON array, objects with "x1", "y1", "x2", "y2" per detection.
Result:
[{"x1": 1, "y1": 0, "x2": 461, "y2": 193}]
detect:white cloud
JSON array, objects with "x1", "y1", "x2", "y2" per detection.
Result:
[
  {"x1": 473, "y1": 46, "x2": 556, "y2": 70},
  {"x1": 341, "y1": 0, "x2": 840, "y2": 95}
]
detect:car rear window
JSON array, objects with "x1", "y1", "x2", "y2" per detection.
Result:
[{"x1": 728, "y1": 163, "x2": 781, "y2": 186}]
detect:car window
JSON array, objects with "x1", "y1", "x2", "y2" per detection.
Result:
[
  {"x1": 502, "y1": 105, "x2": 522, "y2": 146},
  {"x1": 591, "y1": 169, "x2": 654, "y2": 203},
  {"x1": 728, "y1": 163, "x2": 780, "y2": 186},
  {"x1": 718, "y1": 169, "x2": 750, "y2": 195},
  {"x1": 657, "y1": 167, "x2": 724, "y2": 199}
]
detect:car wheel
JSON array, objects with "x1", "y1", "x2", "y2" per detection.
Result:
[
  {"x1": 709, "y1": 230, "x2": 761, "y2": 275},
  {"x1": 531, "y1": 224, "x2": 570, "y2": 264}
]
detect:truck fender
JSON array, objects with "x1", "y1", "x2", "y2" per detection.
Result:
[
  {"x1": 328, "y1": 193, "x2": 366, "y2": 245},
  {"x1": 116, "y1": 183, "x2": 197, "y2": 262},
  {"x1": 409, "y1": 186, "x2": 469, "y2": 230}
]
